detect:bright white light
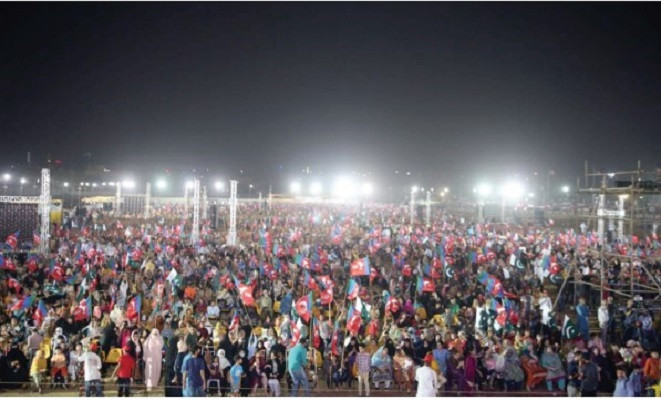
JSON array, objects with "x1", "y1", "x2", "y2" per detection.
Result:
[
  {"x1": 214, "y1": 181, "x2": 224, "y2": 191},
  {"x1": 501, "y1": 181, "x2": 525, "y2": 199},
  {"x1": 79, "y1": 182, "x2": 84, "y2": 186},
  {"x1": 310, "y1": 182, "x2": 322, "y2": 196},
  {"x1": 155, "y1": 179, "x2": 167, "y2": 190},
  {"x1": 441, "y1": 192, "x2": 446, "y2": 197},
  {"x1": 102, "y1": 182, "x2": 106, "y2": 186},
  {"x1": 444, "y1": 187, "x2": 449, "y2": 193},
  {"x1": 2, "y1": 173, "x2": 10, "y2": 182},
  {"x1": 92, "y1": 183, "x2": 97, "y2": 187},
  {"x1": 20, "y1": 178, "x2": 27, "y2": 184},
  {"x1": 290, "y1": 181, "x2": 302, "y2": 194},
  {"x1": 122, "y1": 180, "x2": 136, "y2": 189},
  {"x1": 475, "y1": 183, "x2": 493, "y2": 197},
  {"x1": 185, "y1": 181, "x2": 194, "y2": 189},
  {"x1": 561, "y1": 185, "x2": 570, "y2": 193},
  {"x1": 63, "y1": 182, "x2": 69, "y2": 187},
  {"x1": 109, "y1": 182, "x2": 115, "y2": 186},
  {"x1": 411, "y1": 186, "x2": 418, "y2": 193},
  {"x1": 361, "y1": 183, "x2": 374, "y2": 196},
  {"x1": 527, "y1": 192, "x2": 535, "y2": 198},
  {"x1": 85, "y1": 182, "x2": 90, "y2": 187},
  {"x1": 608, "y1": 173, "x2": 615, "y2": 178},
  {"x1": 333, "y1": 177, "x2": 357, "y2": 198}
]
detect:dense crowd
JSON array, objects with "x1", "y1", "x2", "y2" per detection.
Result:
[{"x1": 0, "y1": 201, "x2": 660, "y2": 397}]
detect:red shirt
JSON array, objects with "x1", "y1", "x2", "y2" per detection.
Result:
[{"x1": 117, "y1": 354, "x2": 136, "y2": 379}]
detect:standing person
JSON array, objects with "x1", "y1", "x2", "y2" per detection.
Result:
[
  {"x1": 143, "y1": 328, "x2": 164, "y2": 392},
  {"x1": 230, "y1": 355, "x2": 245, "y2": 396},
  {"x1": 164, "y1": 336, "x2": 181, "y2": 397},
  {"x1": 579, "y1": 354, "x2": 600, "y2": 397},
  {"x1": 613, "y1": 369, "x2": 634, "y2": 397},
  {"x1": 30, "y1": 349, "x2": 47, "y2": 394},
  {"x1": 415, "y1": 353, "x2": 438, "y2": 397},
  {"x1": 355, "y1": 343, "x2": 371, "y2": 397},
  {"x1": 110, "y1": 345, "x2": 135, "y2": 397},
  {"x1": 82, "y1": 343, "x2": 104, "y2": 397},
  {"x1": 265, "y1": 351, "x2": 282, "y2": 397},
  {"x1": 287, "y1": 337, "x2": 310, "y2": 397},
  {"x1": 598, "y1": 300, "x2": 610, "y2": 346},
  {"x1": 576, "y1": 297, "x2": 590, "y2": 343},
  {"x1": 181, "y1": 345, "x2": 206, "y2": 397}
]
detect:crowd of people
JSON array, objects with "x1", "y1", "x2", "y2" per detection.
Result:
[{"x1": 0, "y1": 200, "x2": 660, "y2": 397}]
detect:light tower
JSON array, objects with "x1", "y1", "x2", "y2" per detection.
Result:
[
  {"x1": 39, "y1": 168, "x2": 51, "y2": 254},
  {"x1": 228, "y1": 180, "x2": 238, "y2": 246},
  {"x1": 190, "y1": 179, "x2": 200, "y2": 245}
]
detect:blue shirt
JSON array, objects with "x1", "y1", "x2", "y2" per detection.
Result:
[
  {"x1": 433, "y1": 348, "x2": 449, "y2": 373},
  {"x1": 287, "y1": 344, "x2": 308, "y2": 372},
  {"x1": 182, "y1": 354, "x2": 206, "y2": 388},
  {"x1": 230, "y1": 364, "x2": 244, "y2": 386}
]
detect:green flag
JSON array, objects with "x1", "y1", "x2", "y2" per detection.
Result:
[{"x1": 562, "y1": 315, "x2": 580, "y2": 339}]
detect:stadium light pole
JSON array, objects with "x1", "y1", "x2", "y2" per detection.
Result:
[{"x1": 410, "y1": 186, "x2": 418, "y2": 225}]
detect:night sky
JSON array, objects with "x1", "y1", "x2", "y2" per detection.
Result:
[{"x1": 1, "y1": 2, "x2": 660, "y2": 192}]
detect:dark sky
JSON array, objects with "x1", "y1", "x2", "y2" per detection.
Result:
[{"x1": 1, "y1": 2, "x2": 660, "y2": 192}]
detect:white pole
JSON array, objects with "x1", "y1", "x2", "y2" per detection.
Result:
[
  {"x1": 184, "y1": 186, "x2": 189, "y2": 218},
  {"x1": 145, "y1": 182, "x2": 151, "y2": 219},
  {"x1": 190, "y1": 179, "x2": 200, "y2": 245},
  {"x1": 202, "y1": 186, "x2": 208, "y2": 220},
  {"x1": 597, "y1": 193, "x2": 605, "y2": 245},
  {"x1": 477, "y1": 202, "x2": 484, "y2": 224},
  {"x1": 618, "y1": 195, "x2": 625, "y2": 241},
  {"x1": 115, "y1": 181, "x2": 122, "y2": 216},
  {"x1": 258, "y1": 192, "x2": 262, "y2": 211},
  {"x1": 228, "y1": 180, "x2": 238, "y2": 246},
  {"x1": 425, "y1": 191, "x2": 431, "y2": 227},
  {"x1": 39, "y1": 168, "x2": 51, "y2": 254},
  {"x1": 410, "y1": 188, "x2": 416, "y2": 225}
]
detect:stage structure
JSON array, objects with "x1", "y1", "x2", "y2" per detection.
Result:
[
  {"x1": 190, "y1": 179, "x2": 200, "y2": 245},
  {"x1": 228, "y1": 180, "x2": 237, "y2": 246}
]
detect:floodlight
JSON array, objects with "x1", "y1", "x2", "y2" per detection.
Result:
[
  {"x1": 156, "y1": 179, "x2": 167, "y2": 190},
  {"x1": 561, "y1": 185, "x2": 570, "y2": 193},
  {"x1": 214, "y1": 181, "x2": 224, "y2": 191},
  {"x1": 63, "y1": 182, "x2": 69, "y2": 187},
  {"x1": 290, "y1": 181, "x2": 301, "y2": 194},
  {"x1": 361, "y1": 183, "x2": 373, "y2": 196},
  {"x1": 2, "y1": 173, "x2": 10, "y2": 182},
  {"x1": 475, "y1": 183, "x2": 492, "y2": 197},
  {"x1": 20, "y1": 178, "x2": 27, "y2": 184},
  {"x1": 122, "y1": 180, "x2": 136, "y2": 189},
  {"x1": 185, "y1": 181, "x2": 194, "y2": 189},
  {"x1": 310, "y1": 182, "x2": 322, "y2": 196},
  {"x1": 501, "y1": 181, "x2": 525, "y2": 199}
]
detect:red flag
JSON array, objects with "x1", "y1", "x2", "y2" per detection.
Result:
[
  {"x1": 350, "y1": 259, "x2": 366, "y2": 276},
  {"x1": 312, "y1": 320, "x2": 321, "y2": 349},
  {"x1": 386, "y1": 297, "x2": 401, "y2": 313},
  {"x1": 422, "y1": 277, "x2": 436, "y2": 292},
  {"x1": 320, "y1": 287, "x2": 333, "y2": 305},
  {"x1": 51, "y1": 263, "x2": 64, "y2": 281},
  {"x1": 238, "y1": 284, "x2": 255, "y2": 307},
  {"x1": 5, "y1": 233, "x2": 18, "y2": 249},
  {"x1": 347, "y1": 310, "x2": 362, "y2": 334},
  {"x1": 331, "y1": 326, "x2": 340, "y2": 356},
  {"x1": 296, "y1": 295, "x2": 311, "y2": 323},
  {"x1": 7, "y1": 277, "x2": 21, "y2": 291}
]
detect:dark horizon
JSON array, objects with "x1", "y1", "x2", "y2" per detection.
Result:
[{"x1": 1, "y1": 2, "x2": 660, "y2": 193}]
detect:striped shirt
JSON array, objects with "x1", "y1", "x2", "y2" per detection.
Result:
[{"x1": 356, "y1": 352, "x2": 371, "y2": 373}]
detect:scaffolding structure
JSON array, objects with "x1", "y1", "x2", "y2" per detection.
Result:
[{"x1": 574, "y1": 161, "x2": 661, "y2": 307}]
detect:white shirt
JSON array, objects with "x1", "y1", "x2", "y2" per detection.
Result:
[
  {"x1": 207, "y1": 305, "x2": 220, "y2": 319},
  {"x1": 598, "y1": 307, "x2": 609, "y2": 327},
  {"x1": 82, "y1": 351, "x2": 102, "y2": 381},
  {"x1": 415, "y1": 365, "x2": 438, "y2": 397}
]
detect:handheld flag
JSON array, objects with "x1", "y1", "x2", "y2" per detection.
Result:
[{"x1": 562, "y1": 315, "x2": 580, "y2": 339}]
